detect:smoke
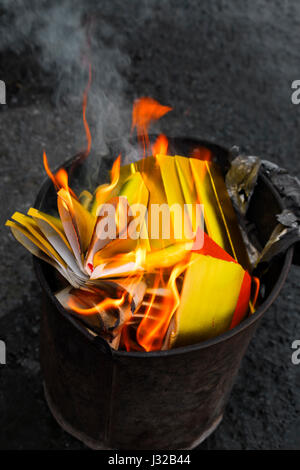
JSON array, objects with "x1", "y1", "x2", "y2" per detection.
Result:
[{"x1": 0, "y1": 0, "x2": 156, "y2": 182}]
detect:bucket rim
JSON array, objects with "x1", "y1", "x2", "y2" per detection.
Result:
[{"x1": 33, "y1": 137, "x2": 295, "y2": 358}]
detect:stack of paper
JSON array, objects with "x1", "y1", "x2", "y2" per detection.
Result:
[{"x1": 6, "y1": 153, "x2": 258, "y2": 351}]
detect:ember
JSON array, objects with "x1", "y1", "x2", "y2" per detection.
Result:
[{"x1": 6, "y1": 96, "x2": 259, "y2": 352}]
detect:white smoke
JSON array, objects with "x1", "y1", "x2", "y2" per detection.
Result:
[{"x1": 0, "y1": 0, "x2": 155, "y2": 183}]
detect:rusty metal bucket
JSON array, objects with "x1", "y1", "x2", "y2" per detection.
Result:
[{"x1": 33, "y1": 138, "x2": 296, "y2": 449}]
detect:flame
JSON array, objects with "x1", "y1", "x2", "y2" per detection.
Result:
[
  {"x1": 68, "y1": 291, "x2": 126, "y2": 316},
  {"x1": 96, "y1": 155, "x2": 121, "y2": 206},
  {"x1": 135, "y1": 261, "x2": 189, "y2": 351},
  {"x1": 49, "y1": 95, "x2": 215, "y2": 351},
  {"x1": 42, "y1": 89, "x2": 196, "y2": 351},
  {"x1": 43, "y1": 150, "x2": 77, "y2": 199},
  {"x1": 131, "y1": 97, "x2": 172, "y2": 156},
  {"x1": 94, "y1": 155, "x2": 125, "y2": 234},
  {"x1": 43, "y1": 63, "x2": 92, "y2": 196},
  {"x1": 82, "y1": 61, "x2": 92, "y2": 159},
  {"x1": 152, "y1": 134, "x2": 169, "y2": 156},
  {"x1": 110, "y1": 154, "x2": 121, "y2": 187},
  {"x1": 134, "y1": 247, "x2": 146, "y2": 269},
  {"x1": 190, "y1": 147, "x2": 212, "y2": 184},
  {"x1": 191, "y1": 147, "x2": 211, "y2": 161},
  {"x1": 121, "y1": 273, "x2": 161, "y2": 352},
  {"x1": 120, "y1": 254, "x2": 191, "y2": 352}
]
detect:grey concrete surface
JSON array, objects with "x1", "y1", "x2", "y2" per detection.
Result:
[{"x1": 0, "y1": 0, "x2": 300, "y2": 449}]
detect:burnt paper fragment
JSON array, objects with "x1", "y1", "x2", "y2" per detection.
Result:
[
  {"x1": 226, "y1": 155, "x2": 300, "y2": 268},
  {"x1": 259, "y1": 162, "x2": 300, "y2": 264},
  {"x1": 226, "y1": 153, "x2": 261, "y2": 215},
  {"x1": 261, "y1": 161, "x2": 300, "y2": 218}
]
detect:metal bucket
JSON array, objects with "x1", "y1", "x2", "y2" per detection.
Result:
[{"x1": 34, "y1": 138, "x2": 296, "y2": 450}]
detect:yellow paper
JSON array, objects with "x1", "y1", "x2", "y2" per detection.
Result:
[
  {"x1": 145, "y1": 241, "x2": 193, "y2": 270},
  {"x1": 135, "y1": 157, "x2": 170, "y2": 250},
  {"x1": 28, "y1": 207, "x2": 71, "y2": 249},
  {"x1": 189, "y1": 158, "x2": 249, "y2": 269},
  {"x1": 156, "y1": 154, "x2": 191, "y2": 243},
  {"x1": 93, "y1": 241, "x2": 192, "y2": 276},
  {"x1": 79, "y1": 190, "x2": 93, "y2": 211},
  {"x1": 91, "y1": 161, "x2": 134, "y2": 217},
  {"x1": 10, "y1": 212, "x2": 67, "y2": 267},
  {"x1": 58, "y1": 189, "x2": 96, "y2": 253},
  {"x1": 6, "y1": 220, "x2": 53, "y2": 262},
  {"x1": 28, "y1": 208, "x2": 83, "y2": 276},
  {"x1": 174, "y1": 155, "x2": 199, "y2": 233},
  {"x1": 118, "y1": 171, "x2": 150, "y2": 251},
  {"x1": 171, "y1": 253, "x2": 245, "y2": 347},
  {"x1": 93, "y1": 238, "x2": 138, "y2": 267}
]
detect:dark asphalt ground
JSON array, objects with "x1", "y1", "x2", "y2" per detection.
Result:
[{"x1": 0, "y1": 0, "x2": 300, "y2": 449}]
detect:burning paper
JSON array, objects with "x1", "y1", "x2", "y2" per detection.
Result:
[{"x1": 6, "y1": 97, "x2": 259, "y2": 351}]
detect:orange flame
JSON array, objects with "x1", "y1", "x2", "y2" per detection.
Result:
[
  {"x1": 68, "y1": 291, "x2": 126, "y2": 316},
  {"x1": 190, "y1": 147, "x2": 212, "y2": 183},
  {"x1": 96, "y1": 155, "x2": 121, "y2": 201},
  {"x1": 43, "y1": 151, "x2": 77, "y2": 199},
  {"x1": 135, "y1": 261, "x2": 189, "y2": 351},
  {"x1": 191, "y1": 146, "x2": 211, "y2": 161},
  {"x1": 152, "y1": 134, "x2": 169, "y2": 156},
  {"x1": 131, "y1": 97, "x2": 172, "y2": 156},
  {"x1": 43, "y1": 62, "x2": 92, "y2": 196},
  {"x1": 82, "y1": 61, "x2": 92, "y2": 159},
  {"x1": 51, "y1": 95, "x2": 199, "y2": 351},
  {"x1": 95, "y1": 155, "x2": 121, "y2": 216}
]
